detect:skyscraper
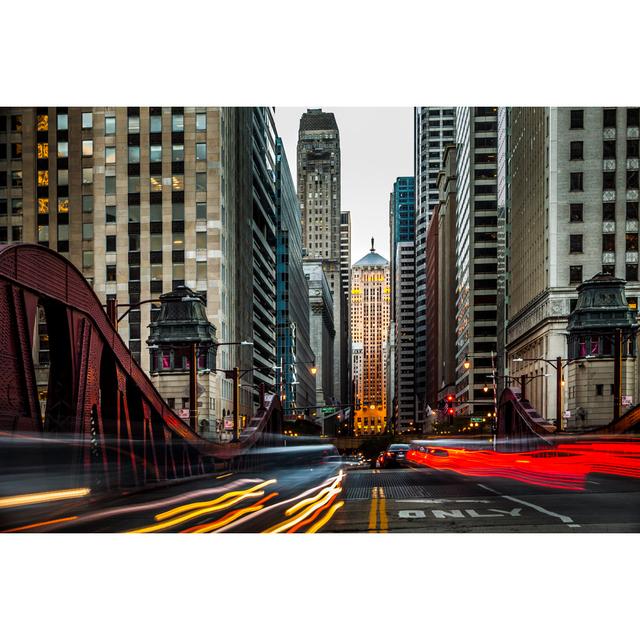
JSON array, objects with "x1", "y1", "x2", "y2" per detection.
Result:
[
  {"x1": 507, "y1": 107, "x2": 640, "y2": 425},
  {"x1": 297, "y1": 109, "x2": 348, "y2": 407},
  {"x1": 275, "y1": 136, "x2": 315, "y2": 416},
  {"x1": 455, "y1": 107, "x2": 499, "y2": 418},
  {"x1": 389, "y1": 176, "x2": 416, "y2": 432},
  {"x1": 414, "y1": 107, "x2": 456, "y2": 428},
  {"x1": 0, "y1": 106, "x2": 277, "y2": 437},
  {"x1": 351, "y1": 239, "x2": 390, "y2": 433},
  {"x1": 340, "y1": 210, "x2": 351, "y2": 299}
]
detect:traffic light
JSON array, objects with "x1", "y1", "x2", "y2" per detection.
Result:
[{"x1": 446, "y1": 394, "x2": 455, "y2": 425}]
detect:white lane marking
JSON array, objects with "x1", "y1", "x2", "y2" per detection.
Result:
[
  {"x1": 568, "y1": 524, "x2": 581, "y2": 528},
  {"x1": 477, "y1": 483, "x2": 579, "y2": 527},
  {"x1": 394, "y1": 498, "x2": 491, "y2": 505},
  {"x1": 399, "y1": 510, "x2": 426, "y2": 519},
  {"x1": 432, "y1": 509, "x2": 465, "y2": 519}
]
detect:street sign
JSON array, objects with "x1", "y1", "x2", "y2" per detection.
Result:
[
  {"x1": 178, "y1": 408, "x2": 189, "y2": 419},
  {"x1": 321, "y1": 407, "x2": 335, "y2": 414},
  {"x1": 563, "y1": 410, "x2": 571, "y2": 418},
  {"x1": 223, "y1": 417, "x2": 233, "y2": 431},
  {"x1": 622, "y1": 395, "x2": 633, "y2": 406}
]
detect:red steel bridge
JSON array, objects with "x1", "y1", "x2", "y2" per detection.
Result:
[{"x1": 0, "y1": 243, "x2": 282, "y2": 491}]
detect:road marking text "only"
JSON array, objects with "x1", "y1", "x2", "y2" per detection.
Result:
[{"x1": 398, "y1": 508, "x2": 522, "y2": 519}]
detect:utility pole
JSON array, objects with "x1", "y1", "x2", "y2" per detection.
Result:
[
  {"x1": 556, "y1": 355, "x2": 563, "y2": 432},
  {"x1": 225, "y1": 367, "x2": 240, "y2": 442},
  {"x1": 613, "y1": 328, "x2": 622, "y2": 421},
  {"x1": 189, "y1": 343, "x2": 198, "y2": 432}
]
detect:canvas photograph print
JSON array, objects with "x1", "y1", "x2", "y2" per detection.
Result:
[{"x1": 0, "y1": 105, "x2": 639, "y2": 534}]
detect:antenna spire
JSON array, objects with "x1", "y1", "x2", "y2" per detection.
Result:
[{"x1": 370, "y1": 237, "x2": 375, "y2": 252}]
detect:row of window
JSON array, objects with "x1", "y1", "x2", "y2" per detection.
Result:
[
  {"x1": 570, "y1": 139, "x2": 640, "y2": 160},
  {"x1": 570, "y1": 202, "x2": 639, "y2": 222},
  {"x1": 570, "y1": 108, "x2": 640, "y2": 129},
  {"x1": 569, "y1": 233, "x2": 639, "y2": 253},
  {"x1": 569, "y1": 264, "x2": 639, "y2": 283},
  {"x1": 569, "y1": 171, "x2": 639, "y2": 191}
]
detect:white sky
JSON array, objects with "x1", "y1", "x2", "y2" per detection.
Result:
[{"x1": 274, "y1": 107, "x2": 413, "y2": 264}]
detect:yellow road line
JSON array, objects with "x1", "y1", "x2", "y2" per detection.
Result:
[
  {"x1": 368, "y1": 486, "x2": 379, "y2": 531},
  {"x1": 306, "y1": 501, "x2": 345, "y2": 533},
  {"x1": 378, "y1": 487, "x2": 388, "y2": 532}
]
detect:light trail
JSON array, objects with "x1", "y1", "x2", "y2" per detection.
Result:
[
  {"x1": 285, "y1": 486, "x2": 333, "y2": 516},
  {"x1": 32, "y1": 478, "x2": 265, "y2": 532},
  {"x1": 182, "y1": 493, "x2": 279, "y2": 533},
  {"x1": 213, "y1": 473, "x2": 342, "y2": 533},
  {"x1": 306, "y1": 501, "x2": 345, "y2": 533},
  {"x1": 128, "y1": 491, "x2": 266, "y2": 533},
  {"x1": 0, "y1": 487, "x2": 90, "y2": 509},
  {"x1": 2, "y1": 516, "x2": 78, "y2": 533},
  {"x1": 262, "y1": 486, "x2": 342, "y2": 533},
  {"x1": 287, "y1": 493, "x2": 339, "y2": 533}
]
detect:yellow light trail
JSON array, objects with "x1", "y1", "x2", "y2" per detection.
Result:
[
  {"x1": 184, "y1": 493, "x2": 279, "y2": 533},
  {"x1": 154, "y1": 479, "x2": 277, "y2": 521},
  {"x1": 0, "y1": 488, "x2": 90, "y2": 509},
  {"x1": 284, "y1": 486, "x2": 333, "y2": 516},
  {"x1": 216, "y1": 473, "x2": 234, "y2": 479},
  {"x1": 2, "y1": 516, "x2": 78, "y2": 533},
  {"x1": 262, "y1": 486, "x2": 342, "y2": 534},
  {"x1": 306, "y1": 501, "x2": 345, "y2": 533},
  {"x1": 128, "y1": 490, "x2": 267, "y2": 533},
  {"x1": 288, "y1": 493, "x2": 339, "y2": 533}
]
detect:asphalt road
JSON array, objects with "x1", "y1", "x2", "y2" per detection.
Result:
[{"x1": 325, "y1": 466, "x2": 640, "y2": 533}]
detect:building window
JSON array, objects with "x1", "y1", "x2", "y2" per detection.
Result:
[
  {"x1": 570, "y1": 234, "x2": 583, "y2": 253},
  {"x1": 57, "y1": 113, "x2": 68, "y2": 131},
  {"x1": 58, "y1": 169, "x2": 69, "y2": 186},
  {"x1": 570, "y1": 203, "x2": 583, "y2": 222},
  {"x1": 172, "y1": 175, "x2": 184, "y2": 191},
  {"x1": 628, "y1": 171, "x2": 639, "y2": 189},
  {"x1": 603, "y1": 108, "x2": 617, "y2": 128},
  {"x1": 150, "y1": 235, "x2": 162, "y2": 252},
  {"x1": 82, "y1": 195, "x2": 93, "y2": 213},
  {"x1": 105, "y1": 176, "x2": 117, "y2": 195},
  {"x1": 129, "y1": 206, "x2": 140, "y2": 222},
  {"x1": 196, "y1": 143, "x2": 207, "y2": 160},
  {"x1": 82, "y1": 112, "x2": 93, "y2": 129},
  {"x1": 105, "y1": 116, "x2": 116, "y2": 135},
  {"x1": 38, "y1": 198, "x2": 49, "y2": 214},
  {"x1": 570, "y1": 110, "x2": 584, "y2": 129},
  {"x1": 12, "y1": 199, "x2": 23, "y2": 215},
  {"x1": 106, "y1": 235, "x2": 116, "y2": 252},
  {"x1": 603, "y1": 140, "x2": 616, "y2": 159},
  {"x1": 626, "y1": 264, "x2": 638, "y2": 281},
  {"x1": 83, "y1": 223, "x2": 93, "y2": 240},
  {"x1": 80, "y1": 167, "x2": 92, "y2": 185},
  {"x1": 150, "y1": 115, "x2": 162, "y2": 133},
  {"x1": 57, "y1": 197, "x2": 69, "y2": 214},
  {"x1": 82, "y1": 140, "x2": 93, "y2": 157},
  {"x1": 83, "y1": 251, "x2": 93, "y2": 269},
  {"x1": 596, "y1": 384, "x2": 604, "y2": 396},
  {"x1": 128, "y1": 146, "x2": 140, "y2": 163},
  {"x1": 196, "y1": 232, "x2": 207, "y2": 250},
  {"x1": 150, "y1": 175, "x2": 162, "y2": 192},
  {"x1": 37, "y1": 142, "x2": 49, "y2": 159},
  {"x1": 172, "y1": 203, "x2": 184, "y2": 220},
  {"x1": 150, "y1": 145, "x2": 162, "y2": 162},
  {"x1": 57, "y1": 142, "x2": 69, "y2": 158},
  {"x1": 627, "y1": 108, "x2": 640, "y2": 128},
  {"x1": 171, "y1": 114, "x2": 184, "y2": 132},
  {"x1": 37, "y1": 114, "x2": 49, "y2": 131},
  {"x1": 38, "y1": 225, "x2": 49, "y2": 242},
  {"x1": 196, "y1": 113, "x2": 206, "y2": 131},
  {"x1": 129, "y1": 235, "x2": 140, "y2": 251},
  {"x1": 37, "y1": 170, "x2": 49, "y2": 187},
  {"x1": 602, "y1": 265, "x2": 615, "y2": 276},
  {"x1": 196, "y1": 202, "x2": 207, "y2": 220},
  {"x1": 603, "y1": 202, "x2": 616, "y2": 221},
  {"x1": 569, "y1": 265, "x2": 583, "y2": 284},
  {"x1": 128, "y1": 176, "x2": 140, "y2": 193},
  {"x1": 11, "y1": 143, "x2": 22, "y2": 159},
  {"x1": 603, "y1": 172, "x2": 616, "y2": 190},
  {"x1": 106, "y1": 265, "x2": 116, "y2": 282},
  {"x1": 196, "y1": 172, "x2": 207, "y2": 192},
  {"x1": 171, "y1": 144, "x2": 184, "y2": 161},
  {"x1": 105, "y1": 147, "x2": 116, "y2": 164},
  {"x1": 570, "y1": 172, "x2": 583, "y2": 191},
  {"x1": 628, "y1": 202, "x2": 639, "y2": 220},
  {"x1": 106, "y1": 206, "x2": 117, "y2": 223},
  {"x1": 128, "y1": 116, "x2": 140, "y2": 133},
  {"x1": 602, "y1": 234, "x2": 616, "y2": 251},
  {"x1": 11, "y1": 170, "x2": 22, "y2": 187},
  {"x1": 570, "y1": 141, "x2": 584, "y2": 160},
  {"x1": 628, "y1": 140, "x2": 640, "y2": 159},
  {"x1": 150, "y1": 203, "x2": 163, "y2": 222},
  {"x1": 626, "y1": 233, "x2": 638, "y2": 251}
]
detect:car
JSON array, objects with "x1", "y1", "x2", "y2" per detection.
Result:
[{"x1": 380, "y1": 443, "x2": 410, "y2": 468}]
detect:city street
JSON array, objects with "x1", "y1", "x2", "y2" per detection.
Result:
[{"x1": 326, "y1": 466, "x2": 640, "y2": 533}]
